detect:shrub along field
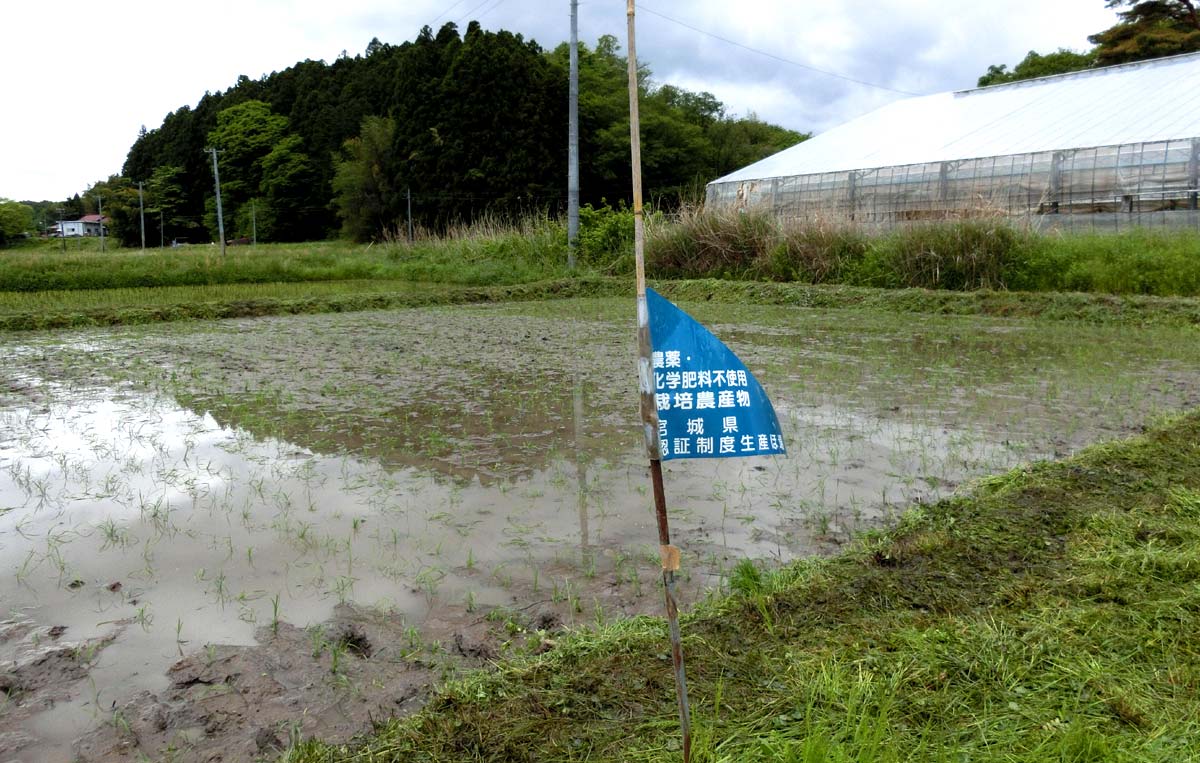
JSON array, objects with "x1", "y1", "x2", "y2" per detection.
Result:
[
  {"x1": 648, "y1": 207, "x2": 1200, "y2": 296},
  {"x1": 4, "y1": 206, "x2": 1199, "y2": 302}
]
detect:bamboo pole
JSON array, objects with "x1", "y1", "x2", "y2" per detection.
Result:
[{"x1": 626, "y1": 2, "x2": 692, "y2": 759}]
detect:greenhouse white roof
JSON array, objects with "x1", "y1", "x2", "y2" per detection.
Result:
[{"x1": 712, "y1": 52, "x2": 1200, "y2": 185}]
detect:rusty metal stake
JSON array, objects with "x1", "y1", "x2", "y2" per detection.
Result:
[{"x1": 627, "y1": 1, "x2": 692, "y2": 759}]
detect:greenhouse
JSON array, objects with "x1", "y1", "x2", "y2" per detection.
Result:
[{"x1": 707, "y1": 52, "x2": 1200, "y2": 232}]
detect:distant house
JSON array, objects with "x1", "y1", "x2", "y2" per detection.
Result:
[{"x1": 51, "y1": 214, "x2": 108, "y2": 237}]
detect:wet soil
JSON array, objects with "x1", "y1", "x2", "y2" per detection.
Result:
[{"x1": 2, "y1": 298, "x2": 1199, "y2": 761}]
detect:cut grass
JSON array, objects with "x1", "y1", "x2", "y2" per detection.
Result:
[
  {"x1": 285, "y1": 411, "x2": 1200, "y2": 762},
  {"x1": 0, "y1": 279, "x2": 606, "y2": 331}
]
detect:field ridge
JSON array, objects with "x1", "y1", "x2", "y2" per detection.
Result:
[{"x1": 7, "y1": 276, "x2": 1200, "y2": 332}]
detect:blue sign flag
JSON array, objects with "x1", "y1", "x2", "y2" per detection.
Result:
[{"x1": 646, "y1": 288, "x2": 786, "y2": 461}]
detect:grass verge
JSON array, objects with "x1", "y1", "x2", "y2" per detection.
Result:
[
  {"x1": 647, "y1": 207, "x2": 1200, "y2": 297},
  {"x1": 286, "y1": 410, "x2": 1200, "y2": 762},
  {"x1": 5, "y1": 277, "x2": 1200, "y2": 332},
  {"x1": 0, "y1": 228, "x2": 572, "y2": 292}
]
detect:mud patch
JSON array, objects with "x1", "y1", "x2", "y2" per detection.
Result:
[
  {"x1": 71, "y1": 600, "x2": 585, "y2": 763},
  {"x1": 0, "y1": 619, "x2": 118, "y2": 761}
]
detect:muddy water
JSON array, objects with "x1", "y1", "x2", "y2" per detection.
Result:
[{"x1": 2, "y1": 298, "x2": 1198, "y2": 761}]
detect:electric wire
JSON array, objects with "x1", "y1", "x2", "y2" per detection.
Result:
[
  {"x1": 429, "y1": 0, "x2": 470, "y2": 26},
  {"x1": 639, "y1": 3, "x2": 923, "y2": 96}
]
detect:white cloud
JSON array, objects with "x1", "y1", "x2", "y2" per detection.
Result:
[{"x1": 0, "y1": 0, "x2": 1119, "y2": 201}]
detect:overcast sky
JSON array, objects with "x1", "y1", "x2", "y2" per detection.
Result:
[{"x1": 1, "y1": 0, "x2": 1119, "y2": 202}]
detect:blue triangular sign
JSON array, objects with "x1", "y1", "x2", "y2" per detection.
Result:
[{"x1": 646, "y1": 288, "x2": 786, "y2": 461}]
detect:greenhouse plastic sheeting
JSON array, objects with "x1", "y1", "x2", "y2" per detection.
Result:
[{"x1": 708, "y1": 53, "x2": 1200, "y2": 229}]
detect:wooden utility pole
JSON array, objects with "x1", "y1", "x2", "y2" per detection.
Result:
[
  {"x1": 567, "y1": 0, "x2": 580, "y2": 268},
  {"x1": 626, "y1": 2, "x2": 691, "y2": 759}
]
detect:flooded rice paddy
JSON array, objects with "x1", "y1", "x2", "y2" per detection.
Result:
[{"x1": 2, "y1": 297, "x2": 1199, "y2": 761}]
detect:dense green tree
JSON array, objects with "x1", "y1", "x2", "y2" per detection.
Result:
[
  {"x1": 981, "y1": 1, "x2": 1200, "y2": 85},
  {"x1": 20, "y1": 200, "x2": 64, "y2": 234},
  {"x1": 117, "y1": 21, "x2": 808, "y2": 242},
  {"x1": 63, "y1": 194, "x2": 85, "y2": 220},
  {"x1": 705, "y1": 116, "x2": 809, "y2": 183},
  {"x1": 1090, "y1": 0, "x2": 1200, "y2": 64},
  {"x1": 81, "y1": 176, "x2": 142, "y2": 247},
  {"x1": 257, "y1": 135, "x2": 319, "y2": 241},
  {"x1": 977, "y1": 48, "x2": 1096, "y2": 86},
  {"x1": 0, "y1": 199, "x2": 35, "y2": 245},
  {"x1": 332, "y1": 116, "x2": 399, "y2": 241},
  {"x1": 145, "y1": 165, "x2": 196, "y2": 244}
]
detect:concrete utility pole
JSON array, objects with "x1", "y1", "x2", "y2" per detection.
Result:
[
  {"x1": 97, "y1": 196, "x2": 105, "y2": 252},
  {"x1": 58, "y1": 207, "x2": 66, "y2": 252},
  {"x1": 567, "y1": 0, "x2": 580, "y2": 268},
  {"x1": 138, "y1": 182, "x2": 146, "y2": 251},
  {"x1": 407, "y1": 187, "x2": 414, "y2": 243},
  {"x1": 208, "y1": 147, "x2": 227, "y2": 257}
]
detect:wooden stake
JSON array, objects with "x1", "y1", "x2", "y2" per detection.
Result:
[{"x1": 626, "y1": 2, "x2": 692, "y2": 759}]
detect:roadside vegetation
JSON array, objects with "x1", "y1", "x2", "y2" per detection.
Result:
[{"x1": 286, "y1": 410, "x2": 1200, "y2": 762}]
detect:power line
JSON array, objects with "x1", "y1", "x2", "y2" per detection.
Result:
[
  {"x1": 475, "y1": 0, "x2": 510, "y2": 22},
  {"x1": 639, "y1": 4, "x2": 923, "y2": 97},
  {"x1": 430, "y1": 0, "x2": 470, "y2": 26},
  {"x1": 455, "y1": 0, "x2": 498, "y2": 26}
]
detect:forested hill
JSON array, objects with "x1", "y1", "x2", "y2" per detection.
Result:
[{"x1": 109, "y1": 21, "x2": 806, "y2": 245}]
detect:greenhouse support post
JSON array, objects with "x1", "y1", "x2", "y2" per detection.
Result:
[{"x1": 1189, "y1": 138, "x2": 1199, "y2": 211}]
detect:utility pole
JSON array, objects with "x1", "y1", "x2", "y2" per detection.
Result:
[
  {"x1": 58, "y1": 207, "x2": 66, "y2": 253},
  {"x1": 407, "y1": 186, "x2": 414, "y2": 243},
  {"x1": 208, "y1": 147, "x2": 226, "y2": 257},
  {"x1": 97, "y1": 196, "x2": 105, "y2": 252},
  {"x1": 567, "y1": 0, "x2": 580, "y2": 269},
  {"x1": 138, "y1": 182, "x2": 146, "y2": 251}
]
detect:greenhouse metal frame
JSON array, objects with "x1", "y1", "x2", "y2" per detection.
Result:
[{"x1": 708, "y1": 53, "x2": 1200, "y2": 233}]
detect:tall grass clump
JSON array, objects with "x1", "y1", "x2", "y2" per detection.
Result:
[
  {"x1": 383, "y1": 213, "x2": 571, "y2": 285},
  {"x1": 1014, "y1": 228, "x2": 1200, "y2": 296},
  {"x1": 859, "y1": 219, "x2": 1033, "y2": 290},
  {"x1": 647, "y1": 205, "x2": 1200, "y2": 297},
  {"x1": 764, "y1": 220, "x2": 869, "y2": 283},
  {"x1": 647, "y1": 205, "x2": 777, "y2": 278},
  {"x1": 576, "y1": 203, "x2": 636, "y2": 272}
]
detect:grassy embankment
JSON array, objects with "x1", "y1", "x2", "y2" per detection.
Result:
[
  {"x1": 283, "y1": 411, "x2": 1200, "y2": 762},
  {"x1": 2, "y1": 211, "x2": 1200, "y2": 331},
  {"x1": 651, "y1": 208, "x2": 1200, "y2": 295}
]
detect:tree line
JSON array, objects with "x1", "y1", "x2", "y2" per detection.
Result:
[
  {"x1": 59, "y1": 22, "x2": 805, "y2": 247},
  {"x1": 978, "y1": 0, "x2": 1200, "y2": 86}
]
